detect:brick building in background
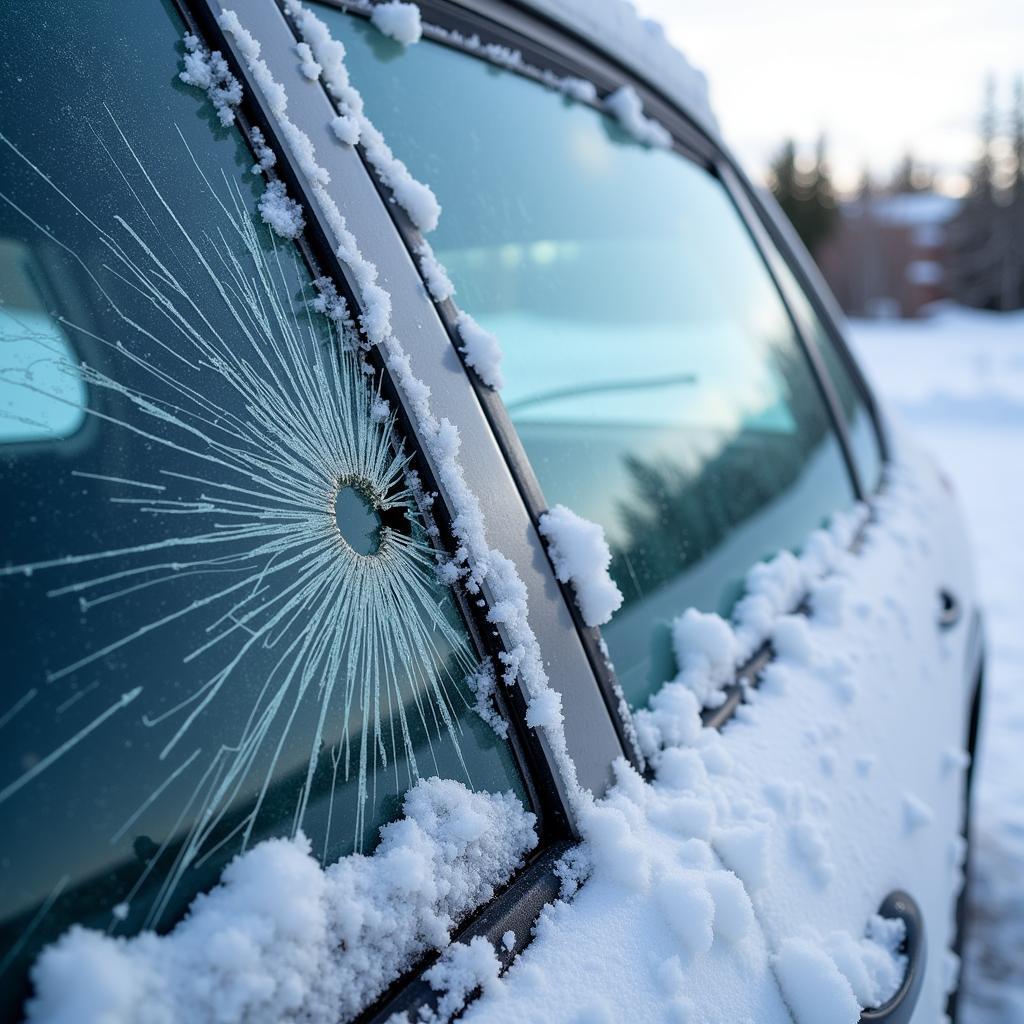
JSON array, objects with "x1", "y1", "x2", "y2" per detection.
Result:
[{"x1": 817, "y1": 192, "x2": 961, "y2": 318}]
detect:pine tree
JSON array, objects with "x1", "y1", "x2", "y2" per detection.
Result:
[
  {"x1": 949, "y1": 76, "x2": 1011, "y2": 309},
  {"x1": 975, "y1": 76, "x2": 998, "y2": 200},
  {"x1": 769, "y1": 136, "x2": 838, "y2": 258},
  {"x1": 769, "y1": 139, "x2": 801, "y2": 226},
  {"x1": 1013, "y1": 77, "x2": 1024, "y2": 200},
  {"x1": 1010, "y1": 76, "x2": 1024, "y2": 307},
  {"x1": 856, "y1": 166, "x2": 875, "y2": 201},
  {"x1": 890, "y1": 151, "x2": 933, "y2": 193}
]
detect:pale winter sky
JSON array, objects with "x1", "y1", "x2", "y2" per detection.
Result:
[{"x1": 632, "y1": 0, "x2": 1024, "y2": 195}]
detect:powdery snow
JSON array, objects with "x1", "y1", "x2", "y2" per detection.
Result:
[
  {"x1": 454, "y1": 440, "x2": 971, "y2": 1024},
  {"x1": 248, "y1": 125, "x2": 276, "y2": 174},
  {"x1": 179, "y1": 33, "x2": 242, "y2": 126},
  {"x1": 421, "y1": 937, "x2": 502, "y2": 1023},
  {"x1": 414, "y1": 240, "x2": 455, "y2": 303},
  {"x1": 295, "y1": 41, "x2": 322, "y2": 80},
  {"x1": 26, "y1": 780, "x2": 536, "y2": 1024},
  {"x1": 465, "y1": 662, "x2": 509, "y2": 739},
  {"x1": 667, "y1": 608, "x2": 739, "y2": 708},
  {"x1": 850, "y1": 305, "x2": 1024, "y2": 1024},
  {"x1": 369, "y1": 1, "x2": 423, "y2": 47},
  {"x1": 178, "y1": 42, "x2": 297, "y2": 246},
  {"x1": 256, "y1": 178, "x2": 305, "y2": 238},
  {"x1": 632, "y1": 506, "x2": 864, "y2": 755},
  {"x1": 538, "y1": 505, "x2": 624, "y2": 628},
  {"x1": 774, "y1": 938, "x2": 861, "y2": 1024}
]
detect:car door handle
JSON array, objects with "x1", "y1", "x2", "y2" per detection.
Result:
[
  {"x1": 859, "y1": 891, "x2": 926, "y2": 1024},
  {"x1": 938, "y1": 588, "x2": 961, "y2": 629}
]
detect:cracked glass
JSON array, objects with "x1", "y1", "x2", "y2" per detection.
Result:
[{"x1": 0, "y1": 1, "x2": 524, "y2": 1015}]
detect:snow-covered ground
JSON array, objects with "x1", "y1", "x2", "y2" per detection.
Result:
[{"x1": 850, "y1": 305, "x2": 1024, "y2": 1024}]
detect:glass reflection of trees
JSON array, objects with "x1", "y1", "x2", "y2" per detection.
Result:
[{"x1": 610, "y1": 342, "x2": 835, "y2": 612}]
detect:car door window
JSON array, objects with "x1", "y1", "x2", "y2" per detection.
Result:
[
  {"x1": 319, "y1": 11, "x2": 857, "y2": 709},
  {"x1": 0, "y1": 2, "x2": 526, "y2": 1014},
  {"x1": 770, "y1": 257, "x2": 885, "y2": 493}
]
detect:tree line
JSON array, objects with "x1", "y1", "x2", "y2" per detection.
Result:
[
  {"x1": 950, "y1": 78, "x2": 1024, "y2": 311},
  {"x1": 768, "y1": 76, "x2": 1024, "y2": 313}
]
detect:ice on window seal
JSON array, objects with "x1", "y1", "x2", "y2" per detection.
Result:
[{"x1": 538, "y1": 504, "x2": 624, "y2": 627}]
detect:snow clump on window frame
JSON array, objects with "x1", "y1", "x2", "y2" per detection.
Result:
[
  {"x1": 538, "y1": 504, "x2": 624, "y2": 628},
  {"x1": 178, "y1": 33, "x2": 243, "y2": 126},
  {"x1": 256, "y1": 177, "x2": 305, "y2": 237},
  {"x1": 604, "y1": 84, "x2": 671, "y2": 148},
  {"x1": 369, "y1": 0, "x2": 423, "y2": 47},
  {"x1": 455, "y1": 311, "x2": 504, "y2": 390},
  {"x1": 26, "y1": 780, "x2": 536, "y2": 1024}
]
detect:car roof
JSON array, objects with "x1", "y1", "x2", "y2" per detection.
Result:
[{"x1": 507, "y1": 0, "x2": 719, "y2": 138}]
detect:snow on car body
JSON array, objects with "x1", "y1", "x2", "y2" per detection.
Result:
[{"x1": 0, "y1": 1, "x2": 982, "y2": 1023}]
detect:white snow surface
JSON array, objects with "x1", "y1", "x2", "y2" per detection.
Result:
[
  {"x1": 454, "y1": 440, "x2": 971, "y2": 1023},
  {"x1": 538, "y1": 504, "x2": 624, "y2": 628},
  {"x1": 369, "y1": 1, "x2": 423, "y2": 47},
  {"x1": 26, "y1": 780, "x2": 536, "y2": 1024},
  {"x1": 850, "y1": 305, "x2": 1024, "y2": 1024}
]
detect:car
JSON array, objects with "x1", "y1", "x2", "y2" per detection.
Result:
[{"x1": 0, "y1": 0, "x2": 984, "y2": 1021}]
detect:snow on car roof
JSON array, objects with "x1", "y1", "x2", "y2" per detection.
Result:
[{"x1": 512, "y1": 0, "x2": 719, "y2": 137}]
